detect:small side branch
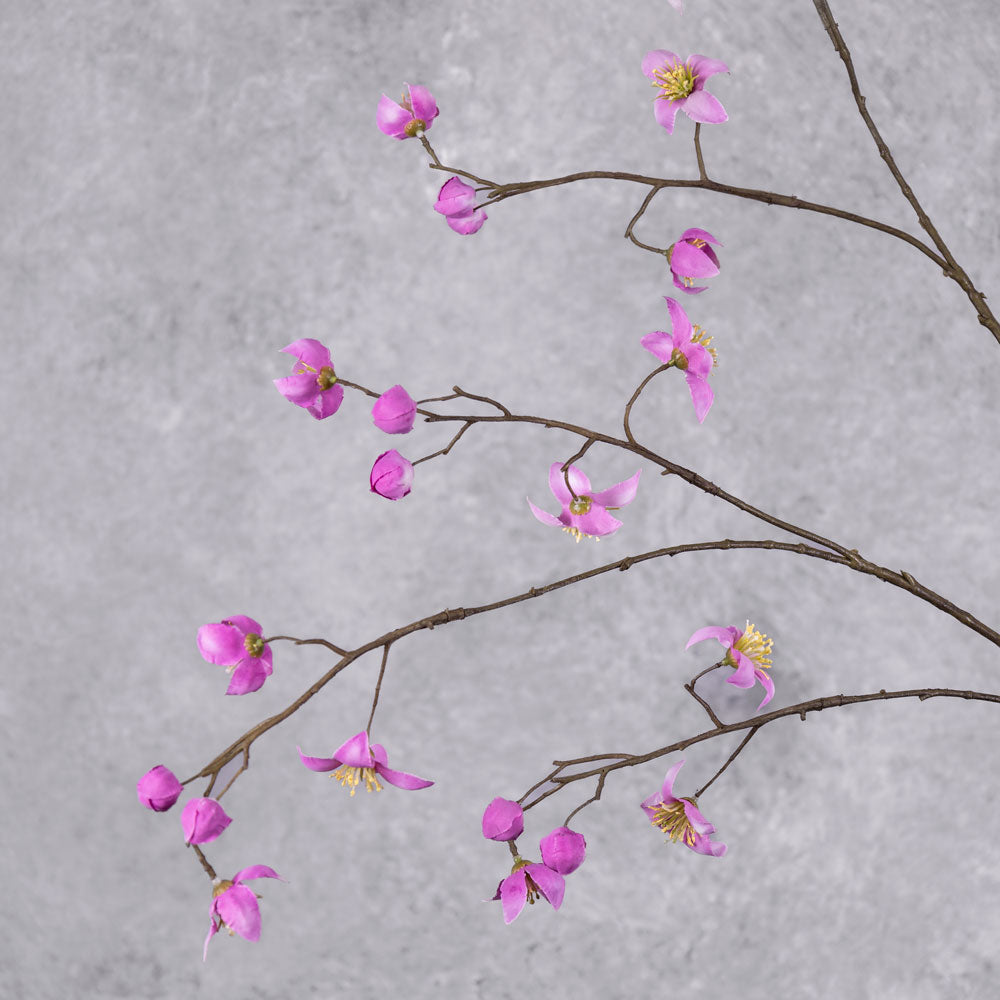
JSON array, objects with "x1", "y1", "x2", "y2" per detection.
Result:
[{"x1": 695, "y1": 726, "x2": 759, "y2": 798}]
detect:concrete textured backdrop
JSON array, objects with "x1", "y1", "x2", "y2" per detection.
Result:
[{"x1": 3, "y1": 1, "x2": 999, "y2": 997}]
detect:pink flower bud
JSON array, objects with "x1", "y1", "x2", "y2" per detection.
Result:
[
  {"x1": 182, "y1": 797, "x2": 232, "y2": 845},
  {"x1": 539, "y1": 825, "x2": 587, "y2": 875},
  {"x1": 433, "y1": 176, "x2": 488, "y2": 235},
  {"x1": 372, "y1": 385, "x2": 417, "y2": 434},
  {"x1": 482, "y1": 797, "x2": 524, "y2": 841},
  {"x1": 137, "y1": 765, "x2": 183, "y2": 812},
  {"x1": 370, "y1": 450, "x2": 413, "y2": 500}
]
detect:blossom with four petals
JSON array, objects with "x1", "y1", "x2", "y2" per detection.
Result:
[
  {"x1": 687, "y1": 621, "x2": 775, "y2": 710},
  {"x1": 298, "y1": 730, "x2": 433, "y2": 795},
  {"x1": 667, "y1": 227, "x2": 722, "y2": 294},
  {"x1": 528, "y1": 462, "x2": 641, "y2": 542},
  {"x1": 433, "y1": 176, "x2": 488, "y2": 235},
  {"x1": 642, "y1": 50, "x2": 728, "y2": 134},
  {"x1": 641, "y1": 296, "x2": 718, "y2": 423},
  {"x1": 641, "y1": 759, "x2": 726, "y2": 856},
  {"x1": 376, "y1": 84, "x2": 439, "y2": 140},
  {"x1": 273, "y1": 339, "x2": 345, "y2": 420},
  {"x1": 203, "y1": 864, "x2": 285, "y2": 961},
  {"x1": 491, "y1": 857, "x2": 566, "y2": 925},
  {"x1": 197, "y1": 615, "x2": 273, "y2": 696},
  {"x1": 136, "y1": 765, "x2": 183, "y2": 812}
]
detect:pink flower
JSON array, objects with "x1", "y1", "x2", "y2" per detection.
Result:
[
  {"x1": 539, "y1": 826, "x2": 587, "y2": 875},
  {"x1": 273, "y1": 338, "x2": 345, "y2": 420},
  {"x1": 298, "y1": 731, "x2": 433, "y2": 795},
  {"x1": 181, "y1": 797, "x2": 232, "y2": 845},
  {"x1": 377, "y1": 84, "x2": 439, "y2": 140},
  {"x1": 490, "y1": 857, "x2": 565, "y2": 924},
  {"x1": 197, "y1": 615, "x2": 273, "y2": 696},
  {"x1": 641, "y1": 760, "x2": 726, "y2": 857},
  {"x1": 370, "y1": 449, "x2": 413, "y2": 500},
  {"x1": 433, "y1": 176, "x2": 488, "y2": 235},
  {"x1": 528, "y1": 462, "x2": 641, "y2": 542},
  {"x1": 640, "y1": 296, "x2": 718, "y2": 423},
  {"x1": 642, "y1": 50, "x2": 728, "y2": 134},
  {"x1": 372, "y1": 385, "x2": 417, "y2": 434},
  {"x1": 667, "y1": 227, "x2": 722, "y2": 294},
  {"x1": 687, "y1": 621, "x2": 775, "y2": 710},
  {"x1": 667, "y1": 0, "x2": 683, "y2": 10},
  {"x1": 136, "y1": 765, "x2": 183, "y2": 812},
  {"x1": 203, "y1": 864, "x2": 285, "y2": 961},
  {"x1": 482, "y1": 798, "x2": 524, "y2": 841}
]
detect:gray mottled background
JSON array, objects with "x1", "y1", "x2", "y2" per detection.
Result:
[{"x1": 4, "y1": 1, "x2": 999, "y2": 997}]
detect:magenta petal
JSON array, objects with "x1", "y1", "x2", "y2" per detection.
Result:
[
  {"x1": 686, "y1": 625, "x2": 737, "y2": 649},
  {"x1": 691, "y1": 834, "x2": 727, "y2": 857},
  {"x1": 274, "y1": 372, "x2": 320, "y2": 407},
  {"x1": 182, "y1": 798, "x2": 232, "y2": 845},
  {"x1": 482, "y1": 798, "x2": 525, "y2": 841},
  {"x1": 539, "y1": 827, "x2": 587, "y2": 875},
  {"x1": 225, "y1": 615, "x2": 261, "y2": 635},
  {"x1": 297, "y1": 747, "x2": 340, "y2": 772},
  {"x1": 671, "y1": 241, "x2": 720, "y2": 279},
  {"x1": 640, "y1": 330, "x2": 673, "y2": 363},
  {"x1": 280, "y1": 338, "x2": 331, "y2": 371},
  {"x1": 407, "y1": 84, "x2": 438, "y2": 126},
  {"x1": 225, "y1": 658, "x2": 268, "y2": 696},
  {"x1": 499, "y1": 870, "x2": 529, "y2": 924},
  {"x1": 674, "y1": 273, "x2": 706, "y2": 295},
  {"x1": 548, "y1": 462, "x2": 590, "y2": 504},
  {"x1": 680, "y1": 228, "x2": 720, "y2": 245},
  {"x1": 305, "y1": 383, "x2": 344, "y2": 420},
  {"x1": 197, "y1": 623, "x2": 244, "y2": 665},
  {"x1": 653, "y1": 97, "x2": 681, "y2": 133},
  {"x1": 590, "y1": 469, "x2": 641, "y2": 508},
  {"x1": 682, "y1": 799, "x2": 716, "y2": 836},
  {"x1": 727, "y1": 650, "x2": 757, "y2": 689},
  {"x1": 372, "y1": 385, "x2": 416, "y2": 434},
  {"x1": 682, "y1": 89, "x2": 728, "y2": 125},
  {"x1": 136, "y1": 765, "x2": 184, "y2": 812},
  {"x1": 681, "y1": 341, "x2": 713, "y2": 378},
  {"x1": 640, "y1": 795, "x2": 660, "y2": 820},
  {"x1": 215, "y1": 885, "x2": 262, "y2": 942},
  {"x1": 203, "y1": 920, "x2": 219, "y2": 961},
  {"x1": 233, "y1": 864, "x2": 284, "y2": 884},
  {"x1": 375, "y1": 761, "x2": 434, "y2": 790},
  {"x1": 526, "y1": 864, "x2": 565, "y2": 910},
  {"x1": 370, "y1": 450, "x2": 413, "y2": 500},
  {"x1": 688, "y1": 55, "x2": 729, "y2": 80},
  {"x1": 527, "y1": 499, "x2": 563, "y2": 527},
  {"x1": 661, "y1": 760, "x2": 685, "y2": 800},
  {"x1": 641, "y1": 50, "x2": 679, "y2": 79},
  {"x1": 664, "y1": 296, "x2": 692, "y2": 342},
  {"x1": 574, "y1": 506, "x2": 623, "y2": 537},
  {"x1": 434, "y1": 176, "x2": 476, "y2": 215},
  {"x1": 376, "y1": 94, "x2": 410, "y2": 138},
  {"x1": 754, "y1": 668, "x2": 775, "y2": 710},
  {"x1": 446, "y1": 208, "x2": 488, "y2": 235},
  {"x1": 685, "y1": 373, "x2": 714, "y2": 423},
  {"x1": 332, "y1": 731, "x2": 374, "y2": 768}
]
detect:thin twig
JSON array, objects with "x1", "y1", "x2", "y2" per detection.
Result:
[
  {"x1": 693, "y1": 123, "x2": 708, "y2": 181},
  {"x1": 191, "y1": 844, "x2": 217, "y2": 880},
  {"x1": 684, "y1": 661, "x2": 725, "y2": 728},
  {"x1": 695, "y1": 726, "x2": 759, "y2": 798},
  {"x1": 412, "y1": 421, "x2": 473, "y2": 466},
  {"x1": 563, "y1": 772, "x2": 607, "y2": 827},
  {"x1": 366, "y1": 643, "x2": 392, "y2": 734},
  {"x1": 623, "y1": 364, "x2": 672, "y2": 446}
]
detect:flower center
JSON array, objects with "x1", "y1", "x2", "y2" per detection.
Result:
[
  {"x1": 331, "y1": 765, "x2": 383, "y2": 796},
  {"x1": 243, "y1": 633, "x2": 265, "y2": 658},
  {"x1": 403, "y1": 118, "x2": 425, "y2": 137},
  {"x1": 650, "y1": 798, "x2": 699, "y2": 847},
  {"x1": 652, "y1": 61, "x2": 696, "y2": 102},
  {"x1": 317, "y1": 365, "x2": 338, "y2": 391},
  {"x1": 510, "y1": 857, "x2": 542, "y2": 904},
  {"x1": 212, "y1": 878, "x2": 234, "y2": 898},
  {"x1": 726, "y1": 621, "x2": 773, "y2": 671},
  {"x1": 670, "y1": 347, "x2": 689, "y2": 371},
  {"x1": 568, "y1": 495, "x2": 592, "y2": 516}
]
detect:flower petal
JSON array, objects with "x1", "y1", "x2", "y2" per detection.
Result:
[
  {"x1": 332, "y1": 731, "x2": 375, "y2": 768},
  {"x1": 691, "y1": 833, "x2": 727, "y2": 857},
  {"x1": 274, "y1": 372, "x2": 320, "y2": 406},
  {"x1": 136, "y1": 765, "x2": 183, "y2": 812},
  {"x1": 526, "y1": 863, "x2": 565, "y2": 910},
  {"x1": 653, "y1": 97, "x2": 682, "y2": 133},
  {"x1": 540, "y1": 827, "x2": 587, "y2": 875},
  {"x1": 226, "y1": 658, "x2": 269, "y2": 696},
  {"x1": 215, "y1": 884, "x2": 262, "y2": 941},
  {"x1": 671, "y1": 240, "x2": 720, "y2": 279},
  {"x1": 661, "y1": 759, "x2": 685, "y2": 801},
  {"x1": 681, "y1": 89, "x2": 728, "y2": 125},
  {"x1": 664, "y1": 296, "x2": 693, "y2": 343},
  {"x1": 280, "y1": 338, "x2": 331, "y2": 372},
  {"x1": 406, "y1": 84, "x2": 438, "y2": 126},
  {"x1": 686, "y1": 625, "x2": 738, "y2": 649},
  {"x1": 375, "y1": 761, "x2": 434, "y2": 790},
  {"x1": 499, "y1": 870, "x2": 529, "y2": 924},
  {"x1": 203, "y1": 919, "x2": 220, "y2": 961},
  {"x1": 682, "y1": 799, "x2": 717, "y2": 837},
  {"x1": 754, "y1": 668, "x2": 775, "y2": 711},
  {"x1": 548, "y1": 462, "x2": 591, "y2": 504},
  {"x1": 376, "y1": 94, "x2": 410, "y2": 138},
  {"x1": 482, "y1": 798, "x2": 525, "y2": 841},
  {"x1": 233, "y1": 864, "x2": 284, "y2": 884},
  {"x1": 197, "y1": 623, "x2": 244, "y2": 665},
  {"x1": 181, "y1": 798, "x2": 232, "y2": 845},
  {"x1": 685, "y1": 373, "x2": 714, "y2": 423},
  {"x1": 527, "y1": 498, "x2": 563, "y2": 528},
  {"x1": 446, "y1": 208, "x2": 488, "y2": 235},
  {"x1": 572, "y1": 506, "x2": 623, "y2": 537},
  {"x1": 297, "y1": 746, "x2": 341, "y2": 772},
  {"x1": 727, "y1": 649, "x2": 757, "y2": 688},
  {"x1": 688, "y1": 55, "x2": 729, "y2": 81},
  {"x1": 305, "y1": 383, "x2": 344, "y2": 420},
  {"x1": 680, "y1": 340, "x2": 713, "y2": 379},
  {"x1": 680, "y1": 228, "x2": 720, "y2": 246},
  {"x1": 640, "y1": 330, "x2": 673, "y2": 364},
  {"x1": 641, "y1": 50, "x2": 680, "y2": 79},
  {"x1": 590, "y1": 469, "x2": 641, "y2": 508}
]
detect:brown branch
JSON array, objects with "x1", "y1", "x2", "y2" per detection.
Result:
[
  {"x1": 365, "y1": 643, "x2": 392, "y2": 734},
  {"x1": 684, "y1": 661, "x2": 724, "y2": 728},
  {"x1": 694, "y1": 726, "x2": 759, "y2": 798},
  {"x1": 623, "y1": 364, "x2": 671, "y2": 446}
]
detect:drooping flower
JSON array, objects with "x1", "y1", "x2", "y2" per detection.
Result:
[
  {"x1": 667, "y1": 228, "x2": 722, "y2": 294},
  {"x1": 641, "y1": 759, "x2": 726, "y2": 857},
  {"x1": 298, "y1": 731, "x2": 433, "y2": 795},
  {"x1": 372, "y1": 385, "x2": 417, "y2": 434},
  {"x1": 181, "y1": 797, "x2": 232, "y2": 846},
  {"x1": 197, "y1": 615, "x2": 273, "y2": 696},
  {"x1": 641, "y1": 296, "x2": 718, "y2": 423},
  {"x1": 490, "y1": 857, "x2": 565, "y2": 924},
  {"x1": 482, "y1": 797, "x2": 524, "y2": 842},
  {"x1": 539, "y1": 826, "x2": 587, "y2": 875},
  {"x1": 376, "y1": 84, "x2": 439, "y2": 140},
  {"x1": 203, "y1": 864, "x2": 285, "y2": 961},
  {"x1": 370, "y1": 449, "x2": 414, "y2": 500},
  {"x1": 642, "y1": 50, "x2": 728, "y2": 134},
  {"x1": 136, "y1": 765, "x2": 183, "y2": 812},
  {"x1": 433, "y1": 176, "x2": 488, "y2": 235},
  {"x1": 687, "y1": 621, "x2": 775, "y2": 710},
  {"x1": 273, "y1": 338, "x2": 344, "y2": 420},
  {"x1": 528, "y1": 462, "x2": 641, "y2": 542}
]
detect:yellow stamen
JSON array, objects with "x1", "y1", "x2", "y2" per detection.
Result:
[
  {"x1": 331, "y1": 764, "x2": 383, "y2": 796},
  {"x1": 652, "y1": 61, "x2": 696, "y2": 102},
  {"x1": 725, "y1": 621, "x2": 773, "y2": 672},
  {"x1": 561, "y1": 525, "x2": 601, "y2": 543},
  {"x1": 690, "y1": 325, "x2": 719, "y2": 368},
  {"x1": 650, "y1": 798, "x2": 699, "y2": 847}
]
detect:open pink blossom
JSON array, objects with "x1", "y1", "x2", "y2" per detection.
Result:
[
  {"x1": 642, "y1": 50, "x2": 728, "y2": 134},
  {"x1": 370, "y1": 449, "x2": 413, "y2": 500},
  {"x1": 203, "y1": 864, "x2": 284, "y2": 961},
  {"x1": 641, "y1": 296, "x2": 718, "y2": 423},
  {"x1": 181, "y1": 797, "x2": 232, "y2": 845},
  {"x1": 137, "y1": 765, "x2": 183, "y2": 812},
  {"x1": 298, "y1": 730, "x2": 433, "y2": 795},
  {"x1": 539, "y1": 826, "x2": 587, "y2": 875},
  {"x1": 490, "y1": 857, "x2": 565, "y2": 924},
  {"x1": 482, "y1": 797, "x2": 524, "y2": 841},
  {"x1": 377, "y1": 84, "x2": 439, "y2": 140},
  {"x1": 641, "y1": 760, "x2": 726, "y2": 857},
  {"x1": 667, "y1": 227, "x2": 722, "y2": 294},
  {"x1": 372, "y1": 385, "x2": 417, "y2": 434},
  {"x1": 433, "y1": 176, "x2": 488, "y2": 235},
  {"x1": 687, "y1": 621, "x2": 775, "y2": 710},
  {"x1": 528, "y1": 462, "x2": 641, "y2": 542},
  {"x1": 197, "y1": 615, "x2": 273, "y2": 695},
  {"x1": 273, "y1": 338, "x2": 344, "y2": 420}
]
